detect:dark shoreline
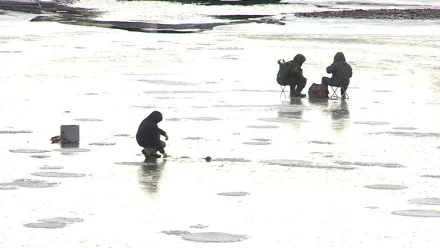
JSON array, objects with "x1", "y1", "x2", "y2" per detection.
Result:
[{"x1": 295, "y1": 8, "x2": 440, "y2": 20}]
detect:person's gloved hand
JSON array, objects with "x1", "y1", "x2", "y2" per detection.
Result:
[
  {"x1": 163, "y1": 153, "x2": 169, "y2": 158},
  {"x1": 164, "y1": 134, "x2": 169, "y2": 140}
]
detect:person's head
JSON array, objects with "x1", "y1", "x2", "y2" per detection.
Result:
[
  {"x1": 148, "y1": 111, "x2": 163, "y2": 123},
  {"x1": 334, "y1": 52, "x2": 346, "y2": 62},
  {"x1": 293, "y1": 54, "x2": 306, "y2": 66}
]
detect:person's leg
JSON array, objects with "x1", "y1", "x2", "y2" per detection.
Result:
[
  {"x1": 289, "y1": 84, "x2": 296, "y2": 97},
  {"x1": 322, "y1": 77, "x2": 332, "y2": 85},
  {"x1": 292, "y1": 77, "x2": 306, "y2": 97}
]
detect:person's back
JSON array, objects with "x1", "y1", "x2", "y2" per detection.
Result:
[
  {"x1": 327, "y1": 52, "x2": 352, "y2": 84},
  {"x1": 136, "y1": 111, "x2": 168, "y2": 159}
]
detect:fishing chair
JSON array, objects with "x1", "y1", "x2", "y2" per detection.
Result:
[
  {"x1": 330, "y1": 86, "x2": 349, "y2": 100},
  {"x1": 280, "y1": 85, "x2": 287, "y2": 98}
]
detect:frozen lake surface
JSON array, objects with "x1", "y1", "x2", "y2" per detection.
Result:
[{"x1": 1, "y1": 0, "x2": 440, "y2": 247}]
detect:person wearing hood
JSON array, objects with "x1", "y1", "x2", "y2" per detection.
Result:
[
  {"x1": 322, "y1": 52, "x2": 353, "y2": 97},
  {"x1": 287, "y1": 54, "x2": 307, "y2": 98},
  {"x1": 136, "y1": 111, "x2": 169, "y2": 159}
]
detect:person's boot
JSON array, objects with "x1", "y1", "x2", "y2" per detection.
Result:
[{"x1": 293, "y1": 83, "x2": 306, "y2": 98}]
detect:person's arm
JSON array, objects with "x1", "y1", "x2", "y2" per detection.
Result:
[
  {"x1": 291, "y1": 63, "x2": 303, "y2": 77},
  {"x1": 326, "y1": 63, "x2": 335, "y2": 74},
  {"x1": 159, "y1": 128, "x2": 168, "y2": 140}
]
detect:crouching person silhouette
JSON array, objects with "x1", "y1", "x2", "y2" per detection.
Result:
[{"x1": 136, "y1": 111, "x2": 169, "y2": 160}]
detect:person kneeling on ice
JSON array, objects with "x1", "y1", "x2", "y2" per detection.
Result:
[
  {"x1": 136, "y1": 111, "x2": 169, "y2": 159},
  {"x1": 287, "y1": 54, "x2": 308, "y2": 98},
  {"x1": 321, "y1": 52, "x2": 353, "y2": 98}
]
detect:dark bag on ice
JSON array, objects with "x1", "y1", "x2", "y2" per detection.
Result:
[
  {"x1": 276, "y1": 60, "x2": 292, "y2": 86},
  {"x1": 308, "y1": 83, "x2": 329, "y2": 99}
]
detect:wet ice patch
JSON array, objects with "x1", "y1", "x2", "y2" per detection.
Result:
[
  {"x1": 246, "y1": 125, "x2": 279, "y2": 129},
  {"x1": 115, "y1": 162, "x2": 150, "y2": 166},
  {"x1": 308, "y1": 140, "x2": 334, "y2": 145},
  {"x1": 162, "y1": 230, "x2": 191, "y2": 236},
  {"x1": 89, "y1": 142, "x2": 116, "y2": 146},
  {"x1": 0, "y1": 185, "x2": 19, "y2": 190},
  {"x1": 24, "y1": 222, "x2": 66, "y2": 228},
  {"x1": 266, "y1": 160, "x2": 355, "y2": 170},
  {"x1": 391, "y1": 210, "x2": 440, "y2": 218},
  {"x1": 213, "y1": 158, "x2": 251, "y2": 163},
  {"x1": 24, "y1": 217, "x2": 83, "y2": 229},
  {"x1": 334, "y1": 160, "x2": 403, "y2": 168},
  {"x1": 0, "y1": 179, "x2": 58, "y2": 188},
  {"x1": 182, "y1": 117, "x2": 221, "y2": 121},
  {"x1": 183, "y1": 232, "x2": 249, "y2": 243},
  {"x1": 259, "y1": 118, "x2": 308, "y2": 123},
  {"x1": 217, "y1": 192, "x2": 250, "y2": 196},
  {"x1": 114, "y1": 134, "x2": 131, "y2": 137},
  {"x1": 408, "y1": 198, "x2": 440, "y2": 205},
  {"x1": 421, "y1": 175, "x2": 440, "y2": 179},
  {"x1": 74, "y1": 118, "x2": 103, "y2": 121},
  {"x1": 364, "y1": 184, "x2": 407, "y2": 190},
  {"x1": 0, "y1": 130, "x2": 32, "y2": 134},
  {"x1": 190, "y1": 224, "x2": 209, "y2": 229},
  {"x1": 243, "y1": 141, "x2": 271, "y2": 145},
  {"x1": 9, "y1": 149, "x2": 51, "y2": 154},
  {"x1": 375, "y1": 131, "x2": 440, "y2": 138},
  {"x1": 31, "y1": 172, "x2": 86, "y2": 178},
  {"x1": 39, "y1": 166, "x2": 63, "y2": 170},
  {"x1": 372, "y1": 90, "x2": 393, "y2": 93},
  {"x1": 354, "y1": 121, "x2": 390, "y2": 125},
  {"x1": 392, "y1": 127, "x2": 417, "y2": 130},
  {"x1": 183, "y1": 137, "x2": 204, "y2": 140},
  {"x1": 30, "y1": 154, "x2": 50, "y2": 159}
]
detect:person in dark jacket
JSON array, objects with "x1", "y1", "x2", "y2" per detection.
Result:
[
  {"x1": 136, "y1": 111, "x2": 169, "y2": 159},
  {"x1": 322, "y1": 52, "x2": 353, "y2": 97},
  {"x1": 287, "y1": 54, "x2": 307, "y2": 98}
]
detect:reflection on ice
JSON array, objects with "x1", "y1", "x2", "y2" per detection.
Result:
[
  {"x1": 30, "y1": 154, "x2": 50, "y2": 159},
  {"x1": 190, "y1": 224, "x2": 209, "y2": 229},
  {"x1": 213, "y1": 158, "x2": 251, "y2": 163},
  {"x1": 421, "y1": 175, "x2": 440, "y2": 179},
  {"x1": 265, "y1": 160, "x2": 355, "y2": 170},
  {"x1": 9, "y1": 149, "x2": 51, "y2": 153},
  {"x1": 0, "y1": 130, "x2": 32, "y2": 134},
  {"x1": 217, "y1": 192, "x2": 250, "y2": 196},
  {"x1": 89, "y1": 142, "x2": 116, "y2": 146},
  {"x1": 162, "y1": 230, "x2": 191, "y2": 236},
  {"x1": 246, "y1": 125, "x2": 279, "y2": 129},
  {"x1": 31, "y1": 172, "x2": 86, "y2": 178},
  {"x1": 373, "y1": 131, "x2": 440, "y2": 138},
  {"x1": 353, "y1": 121, "x2": 390, "y2": 125},
  {"x1": 392, "y1": 127, "x2": 417, "y2": 130},
  {"x1": 0, "y1": 179, "x2": 58, "y2": 188},
  {"x1": 24, "y1": 217, "x2": 83, "y2": 229},
  {"x1": 39, "y1": 166, "x2": 63, "y2": 170}
]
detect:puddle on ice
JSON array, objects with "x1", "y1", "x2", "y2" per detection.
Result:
[
  {"x1": 0, "y1": 179, "x2": 58, "y2": 188},
  {"x1": 246, "y1": 125, "x2": 279, "y2": 129},
  {"x1": 89, "y1": 142, "x2": 116, "y2": 146},
  {"x1": 162, "y1": 230, "x2": 191, "y2": 236},
  {"x1": 266, "y1": 160, "x2": 355, "y2": 170},
  {"x1": 24, "y1": 217, "x2": 83, "y2": 229},
  {"x1": 73, "y1": 118, "x2": 103, "y2": 122},
  {"x1": 217, "y1": 192, "x2": 250, "y2": 196},
  {"x1": 391, "y1": 210, "x2": 440, "y2": 218},
  {"x1": 392, "y1": 127, "x2": 417, "y2": 130},
  {"x1": 9, "y1": 149, "x2": 51, "y2": 154},
  {"x1": 334, "y1": 160, "x2": 403, "y2": 168},
  {"x1": 190, "y1": 224, "x2": 209, "y2": 229},
  {"x1": 39, "y1": 166, "x2": 63, "y2": 170},
  {"x1": 30, "y1": 154, "x2": 50, "y2": 159},
  {"x1": 353, "y1": 121, "x2": 390, "y2": 125},
  {"x1": 308, "y1": 140, "x2": 334, "y2": 145},
  {"x1": 408, "y1": 198, "x2": 440, "y2": 205},
  {"x1": 31, "y1": 172, "x2": 86, "y2": 178},
  {"x1": 213, "y1": 158, "x2": 251, "y2": 163},
  {"x1": 364, "y1": 184, "x2": 407, "y2": 190},
  {"x1": 182, "y1": 232, "x2": 249, "y2": 243},
  {"x1": 0, "y1": 130, "x2": 32, "y2": 134},
  {"x1": 421, "y1": 175, "x2": 440, "y2": 179}
]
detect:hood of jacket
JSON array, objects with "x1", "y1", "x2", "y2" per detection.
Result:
[
  {"x1": 334, "y1": 52, "x2": 346, "y2": 62},
  {"x1": 146, "y1": 111, "x2": 163, "y2": 123},
  {"x1": 293, "y1": 54, "x2": 306, "y2": 66}
]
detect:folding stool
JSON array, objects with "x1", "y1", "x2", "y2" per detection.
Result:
[{"x1": 330, "y1": 86, "x2": 349, "y2": 100}]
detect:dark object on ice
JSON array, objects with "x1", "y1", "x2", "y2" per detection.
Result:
[
  {"x1": 308, "y1": 83, "x2": 329, "y2": 99},
  {"x1": 136, "y1": 111, "x2": 168, "y2": 159},
  {"x1": 0, "y1": 0, "x2": 42, "y2": 13},
  {"x1": 50, "y1": 135, "x2": 61, "y2": 143},
  {"x1": 285, "y1": 54, "x2": 307, "y2": 98},
  {"x1": 205, "y1": 156, "x2": 212, "y2": 162},
  {"x1": 321, "y1": 52, "x2": 352, "y2": 97},
  {"x1": 295, "y1": 8, "x2": 440, "y2": 20}
]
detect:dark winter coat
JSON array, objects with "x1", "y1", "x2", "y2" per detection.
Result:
[
  {"x1": 326, "y1": 52, "x2": 353, "y2": 85},
  {"x1": 136, "y1": 111, "x2": 166, "y2": 153},
  {"x1": 286, "y1": 54, "x2": 307, "y2": 85}
]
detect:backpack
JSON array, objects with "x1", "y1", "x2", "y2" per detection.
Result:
[
  {"x1": 308, "y1": 83, "x2": 329, "y2": 99},
  {"x1": 276, "y1": 60, "x2": 292, "y2": 86}
]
